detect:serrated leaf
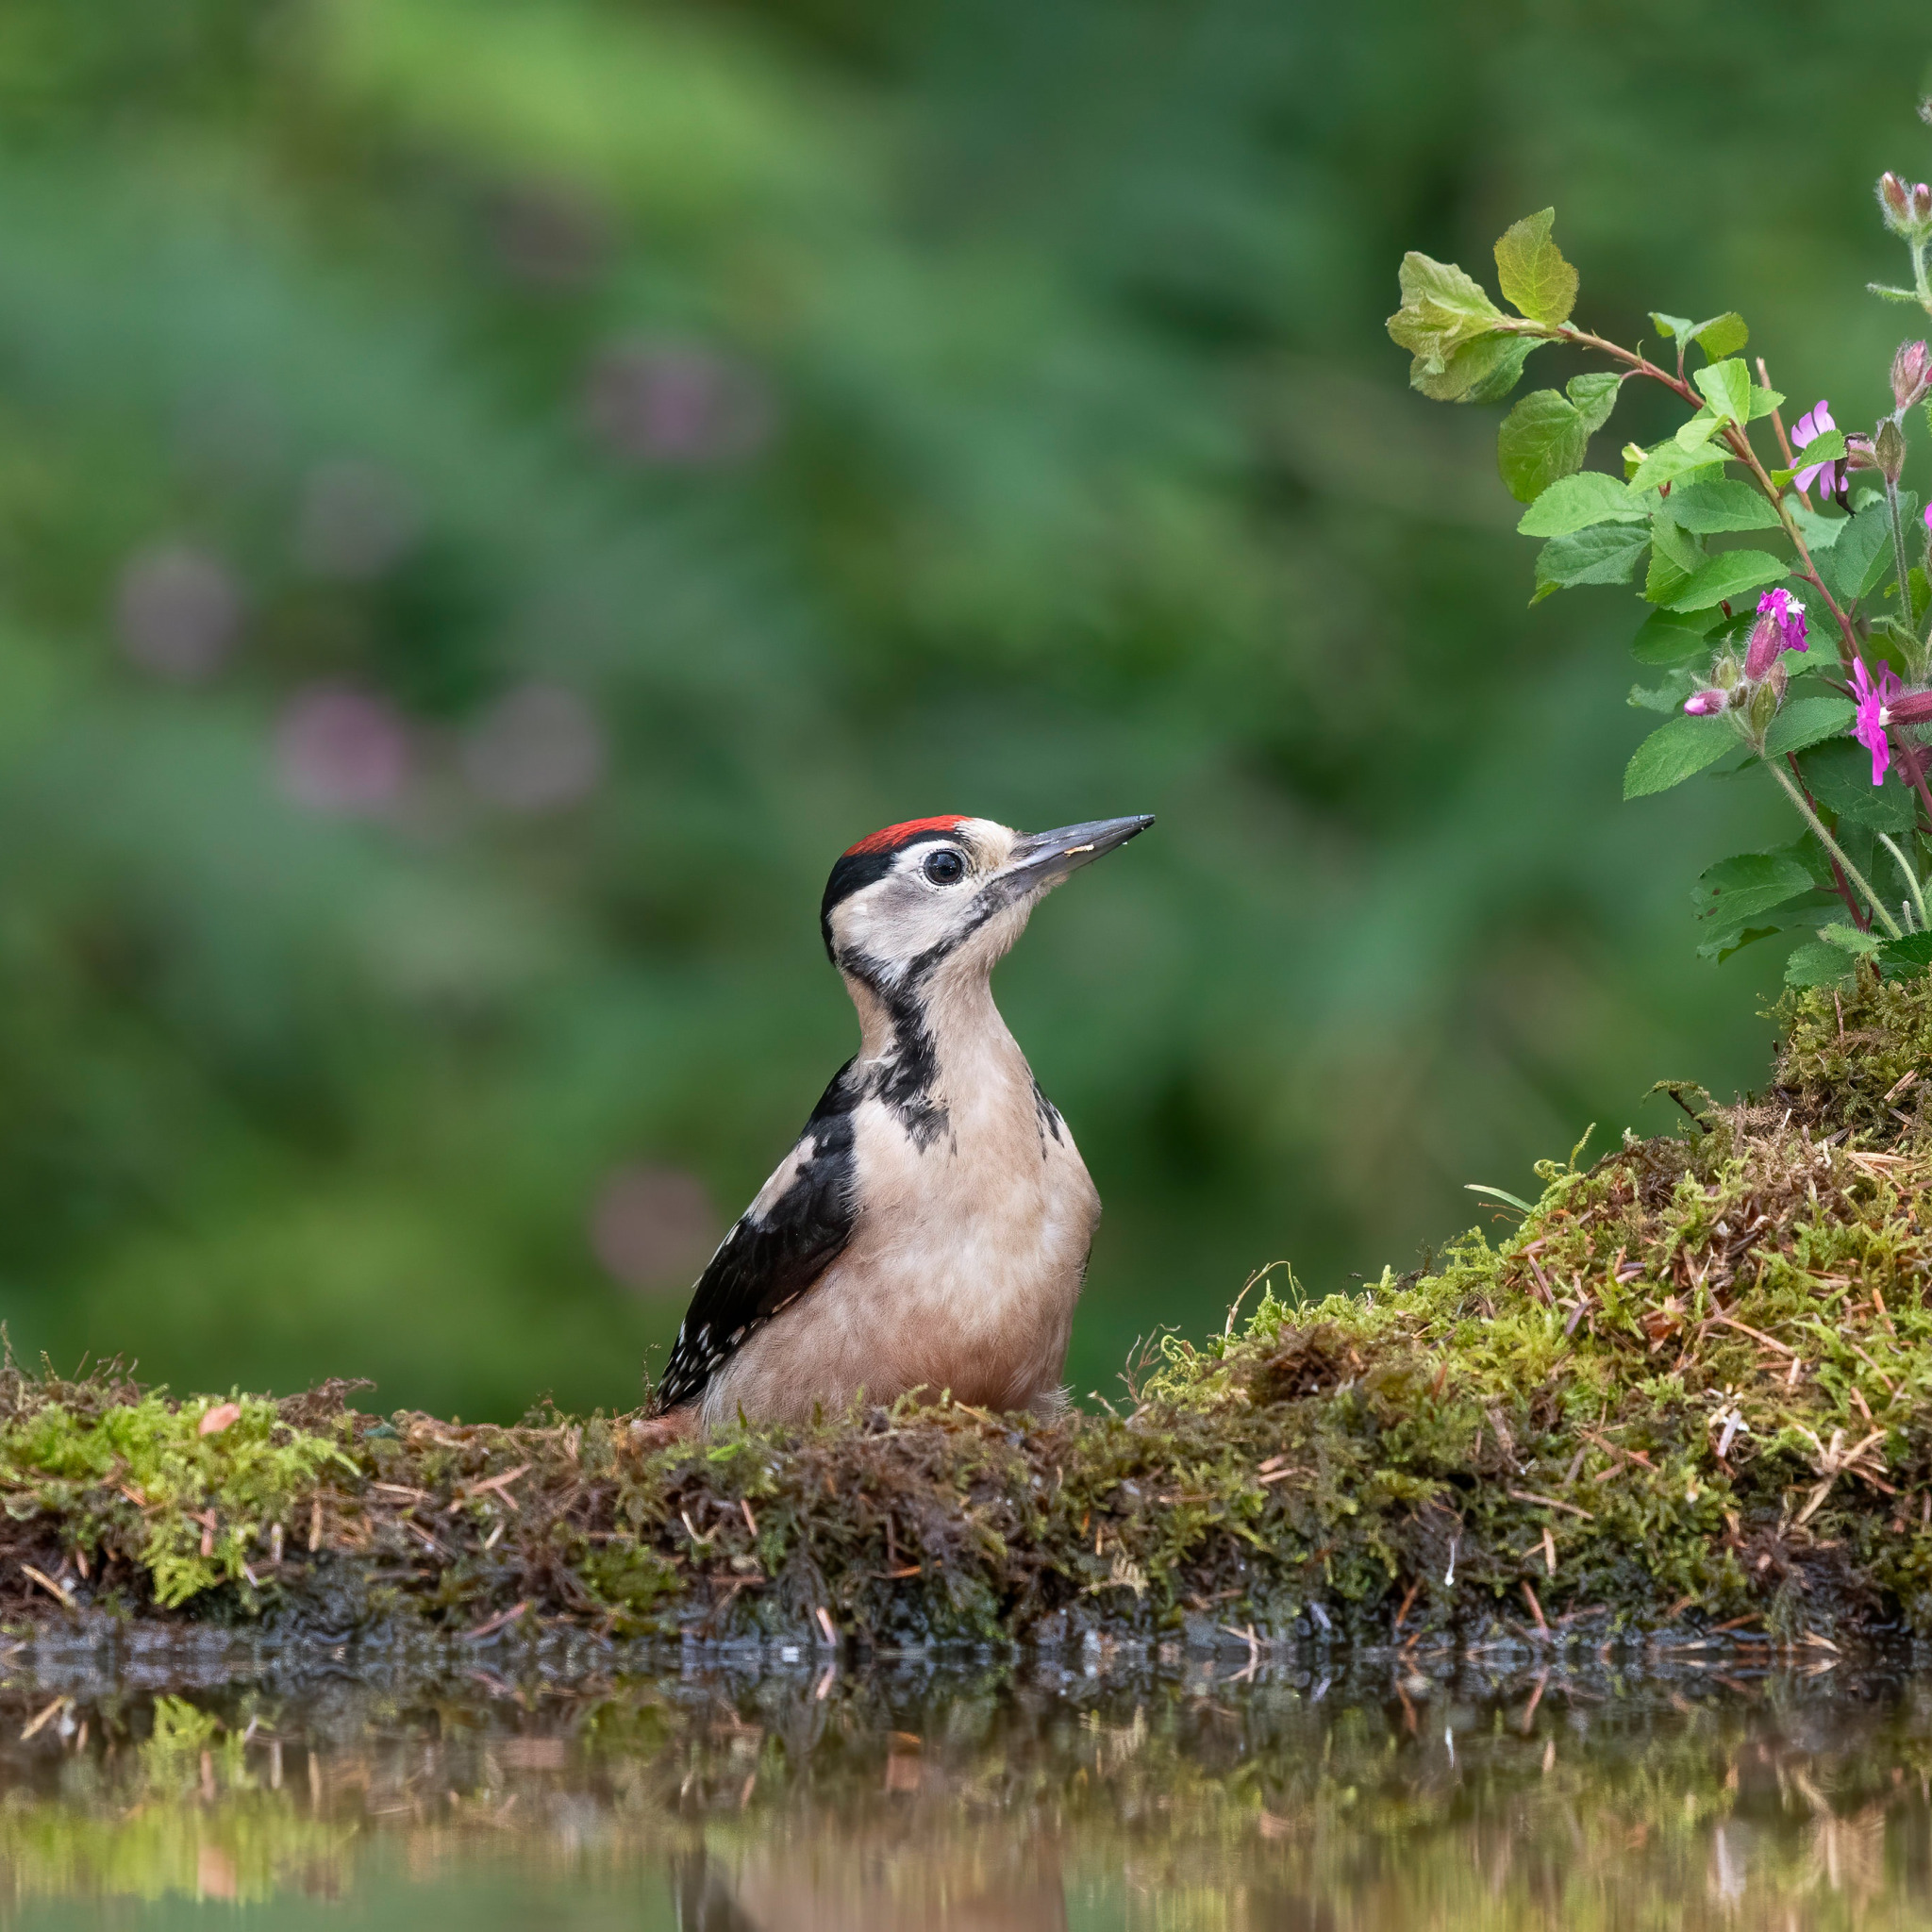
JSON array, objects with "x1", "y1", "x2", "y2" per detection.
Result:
[
  {"x1": 1388, "y1": 253, "x2": 1507, "y2": 375},
  {"x1": 1690, "y1": 852, "x2": 1815, "y2": 924},
  {"x1": 1819, "y1": 500, "x2": 1893, "y2": 606},
  {"x1": 1691, "y1": 313, "x2": 1749, "y2": 360},
  {"x1": 1624, "y1": 712, "x2": 1739, "y2": 798},
  {"x1": 1692, "y1": 358, "x2": 1753, "y2": 425},
  {"x1": 1674, "y1": 410, "x2": 1726, "y2": 452},
  {"x1": 1412, "y1": 331, "x2": 1540, "y2": 404},
  {"x1": 1494, "y1": 208, "x2": 1578, "y2": 325},
  {"x1": 1696, "y1": 891, "x2": 1843, "y2": 961},
  {"x1": 1627, "y1": 440, "x2": 1729, "y2": 494},
  {"x1": 1661, "y1": 550, "x2": 1789, "y2": 613},
  {"x1": 1532, "y1": 523, "x2": 1650, "y2": 600},
  {"x1": 1629, "y1": 668, "x2": 1701, "y2": 713},
  {"x1": 1784, "y1": 940, "x2": 1856, "y2": 988},
  {"x1": 1878, "y1": 931, "x2": 1932, "y2": 978},
  {"x1": 1789, "y1": 501, "x2": 1845, "y2": 552},
  {"x1": 1797, "y1": 737, "x2": 1920, "y2": 831},
  {"x1": 1498, "y1": 391, "x2": 1590, "y2": 504},
  {"x1": 1665, "y1": 479, "x2": 1783, "y2": 534},
  {"x1": 1748, "y1": 385, "x2": 1785, "y2": 421},
  {"x1": 1643, "y1": 511, "x2": 1702, "y2": 607},
  {"x1": 1630, "y1": 610, "x2": 1718, "y2": 665},
  {"x1": 1762, "y1": 695, "x2": 1854, "y2": 757},
  {"x1": 1565, "y1": 372, "x2": 1620, "y2": 427},
  {"x1": 1650, "y1": 311, "x2": 1697, "y2": 344},
  {"x1": 1517, "y1": 471, "x2": 1645, "y2": 537}
]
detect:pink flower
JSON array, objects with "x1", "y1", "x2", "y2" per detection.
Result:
[
  {"x1": 1682, "y1": 689, "x2": 1728, "y2": 716},
  {"x1": 1791, "y1": 402, "x2": 1841, "y2": 499},
  {"x1": 1743, "y1": 588, "x2": 1807, "y2": 678},
  {"x1": 1853, "y1": 658, "x2": 1904, "y2": 786}
]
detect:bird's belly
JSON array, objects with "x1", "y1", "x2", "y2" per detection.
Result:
[{"x1": 704, "y1": 1104, "x2": 1098, "y2": 1427}]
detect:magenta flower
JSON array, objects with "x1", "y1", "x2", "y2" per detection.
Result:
[
  {"x1": 1682, "y1": 689, "x2": 1728, "y2": 716},
  {"x1": 1791, "y1": 402, "x2": 1841, "y2": 499},
  {"x1": 1853, "y1": 658, "x2": 1904, "y2": 785},
  {"x1": 1743, "y1": 588, "x2": 1807, "y2": 678}
]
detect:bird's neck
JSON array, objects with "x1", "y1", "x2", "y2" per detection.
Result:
[{"x1": 843, "y1": 963, "x2": 1025, "y2": 1123}]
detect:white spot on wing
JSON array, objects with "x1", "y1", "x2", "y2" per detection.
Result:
[{"x1": 747, "y1": 1134, "x2": 816, "y2": 1224}]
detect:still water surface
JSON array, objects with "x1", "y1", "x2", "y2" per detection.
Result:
[{"x1": 3, "y1": 1648, "x2": 1932, "y2": 1928}]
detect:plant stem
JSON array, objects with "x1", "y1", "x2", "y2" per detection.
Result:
[
  {"x1": 1544, "y1": 322, "x2": 1861, "y2": 669},
  {"x1": 1886, "y1": 478, "x2": 1921, "y2": 674},
  {"x1": 1764, "y1": 757, "x2": 1904, "y2": 939},
  {"x1": 1878, "y1": 831, "x2": 1930, "y2": 931},
  {"x1": 1786, "y1": 754, "x2": 1870, "y2": 928}
]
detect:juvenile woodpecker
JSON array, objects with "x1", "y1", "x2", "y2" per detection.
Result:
[{"x1": 649, "y1": 812, "x2": 1154, "y2": 1436}]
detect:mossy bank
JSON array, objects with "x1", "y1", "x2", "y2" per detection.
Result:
[{"x1": 6, "y1": 974, "x2": 1932, "y2": 1657}]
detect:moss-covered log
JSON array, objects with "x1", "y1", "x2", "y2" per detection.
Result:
[{"x1": 5, "y1": 976, "x2": 1932, "y2": 1654}]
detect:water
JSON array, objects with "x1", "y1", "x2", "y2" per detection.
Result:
[{"x1": 4, "y1": 1646, "x2": 1932, "y2": 1928}]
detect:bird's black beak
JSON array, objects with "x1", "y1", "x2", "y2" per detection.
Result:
[{"x1": 1004, "y1": 814, "x2": 1155, "y2": 889}]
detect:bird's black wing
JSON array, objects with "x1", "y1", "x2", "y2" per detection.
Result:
[{"x1": 650, "y1": 1063, "x2": 861, "y2": 1415}]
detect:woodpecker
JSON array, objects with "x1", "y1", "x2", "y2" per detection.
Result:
[{"x1": 649, "y1": 813, "x2": 1154, "y2": 1436}]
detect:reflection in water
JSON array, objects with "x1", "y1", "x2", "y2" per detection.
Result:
[{"x1": 0, "y1": 1651, "x2": 1931, "y2": 1926}]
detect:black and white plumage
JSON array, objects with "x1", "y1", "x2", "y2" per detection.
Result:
[{"x1": 650, "y1": 812, "x2": 1153, "y2": 1434}]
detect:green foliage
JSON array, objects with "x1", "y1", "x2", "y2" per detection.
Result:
[
  {"x1": 1493, "y1": 208, "x2": 1579, "y2": 325},
  {"x1": 1516, "y1": 471, "x2": 1645, "y2": 538},
  {"x1": 1498, "y1": 375, "x2": 1620, "y2": 503},
  {"x1": 1624, "y1": 714, "x2": 1738, "y2": 798}
]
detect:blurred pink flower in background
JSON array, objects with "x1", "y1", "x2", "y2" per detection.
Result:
[
  {"x1": 114, "y1": 544, "x2": 242, "y2": 680},
  {"x1": 1790, "y1": 402, "x2": 1841, "y2": 498},
  {"x1": 590, "y1": 1164, "x2": 722, "y2": 1291},
  {"x1": 460, "y1": 682, "x2": 606, "y2": 813},
  {"x1": 582, "y1": 338, "x2": 774, "y2": 464},
  {"x1": 295, "y1": 460, "x2": 422, "y2": 581},
  {"x1": 274, "y1": 683, "x2": 413, "y2": 814}
]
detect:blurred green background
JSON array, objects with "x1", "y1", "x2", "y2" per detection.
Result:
[{"x1": 0, "y1": 0, "x2": 1924, "y2": 1419}]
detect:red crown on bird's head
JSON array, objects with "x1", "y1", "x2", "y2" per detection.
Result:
[{"x1": 841, "y1": 815, "x2": 969, "y2": 858}]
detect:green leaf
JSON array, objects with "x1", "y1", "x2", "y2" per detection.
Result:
[
  {"x1": 1788, "y1": 501, "x2": 1845, "y2": 552},
  {"x1": 1674, "y1": 410, "x2": 1726, "y2": 452},
  {"x1": 1516, "y1": 471, "x2": 1646, "y2": 538},
  {"x1": 1819, "y1": 500, "x2": 1893, "y2": 606},
  {"x1": 1690, "y1": 851, "x2": 1815, "y2": 924},
  {"x1": 1661, "y1": 550, "x2": 1789, "y2": 613},
  {"x1": 1692, "y1": 358, "x2": 1752, "y2": 425},
  {"x1": 1624, "y1": 712, "x2": 1739, "y2": 798},
  {"x1": 1821, "y1": 922, "x2": 1884, "y2": 957},
  {"x1": 1565, "y1": 372, "x2": 1620, "y2": 426},
  {"x1": 1664, "y1": 479, "x2": 1783, "y2": 534},
  {"x1": 1643, "y1": 511, "x2": 1702, "y2": 607},
  {"x1": 1412, "y1": 332, "x2": 1540, "y2": 404},
  {"x1": 1388, "y1": 253, "x2": 1508, "y2": 385},
  {"x1": 1691, "y1": 313, "x2": 1749, "y2": 360},
  {"x1": 1500, "y1": 395, "x2": 1585, "y2": 503},
  {"x1": 1629, "y1": 668, "x2": 1701, "y2": 713},
  {"x1": 1878, "y1": 931, "x2": 1932, "y2": 978},
  {"x1": 1762, "y1": 695, "x2": 1855, "y2": 758},
  {"x1": 1696, "y1": 891, "x2": 1842, "y2": 962},
  {"x1": 1784, "y1": 940, "x2": 1856, "y2": 988},
  {"x1": 1747, "y1": 385, "x2": 1784, "y2": 421},
  {"x1": 1532, "y1": 524, "x2": 1650, "y2": 600},
  {"x1": 1630, "y1": 610, "x2": 1718, "y2": 665},
  {"x1": 1797, "y1": 737, "x2": 1920, "y2": 831},
  {"x1": 1650, "y1": 311, "x2": 1697, "y2": 346},
  {"x1": 1626, "y1": 440, "x2": 1729, "y2": 494},
  {"x1": 1493, "y1": 208, "x2": 1578, "y2": 325}
]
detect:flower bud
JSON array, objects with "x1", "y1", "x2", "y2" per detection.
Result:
[
  {"x1": 1845, "y1": 433, "x2": 1880, "y2": 472},
  {"x1": 1917, "y1": 183, "x2": 1932, "y2": 223},
  {"x1": 1875, "y1": 417, "x2": 1909, "y2": 484},
  {"x1": 1881, "y1": 172, "x2": 1915, "y2": 229},
  {"x1": 1747, "y1": 677, "x2": 1781, "y2": 738},
  {"x1": 1683, "y1": 689, "x2": 1728, "y2": 716},
  {"x1": 1712, "y1": 653, "x2": 1742, "y2": 691},
  {"x1": 1743, "y1": 614, "x2": 1781, "y2": 681},
  {"x1": 1881, "y1": 688, "x2": 1932, "y2": 726},
  {"x1": 1894, "y1": 341, "x2": 1932, "y2": 410}
]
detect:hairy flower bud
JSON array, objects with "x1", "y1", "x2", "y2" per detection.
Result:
[
  {"x1": 1682, "y1": 689, "x2": 1728, "y2": 716},
  {"x1": 1746, "y1": 678, "x2": 1781, "y2": 738},
  {"x1": 1876, "y1": 417, "x2": 1909, "y2": 484},
  {"x1": 1845, "y1": 433, "x2": 1880, "y2": 472},
  {"x1": 1882, "y1": 687, "x2": 1932, "y2": 727},
  {"x1": 1712, "y1": 652, "x2": 1742, "y2": 691},
  {"x1": 1894, "y1": 341, "x2": 1932, "y2": 410},
  {"x1": 1881, "y1": 172, "x2": 1915, "y2": 228},
  {"x1": 1917, "y1": 183, "x2": 1932, "y2": 223}
]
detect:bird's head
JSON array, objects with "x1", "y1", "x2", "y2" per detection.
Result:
[{"x1": 820, "y1": 813, "x2": 1154, "y2": 991}]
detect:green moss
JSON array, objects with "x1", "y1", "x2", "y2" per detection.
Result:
[{"x1": 1, "y1": 973, "x2": 1931, "y2": 1647}]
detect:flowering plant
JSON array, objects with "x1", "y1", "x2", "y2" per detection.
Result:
[{"x1": 1388, "y1": 108, "x2": 1932, "y2": 988}]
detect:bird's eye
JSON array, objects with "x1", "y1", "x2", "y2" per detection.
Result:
[{"x1": 923, "y1": 847, "x2": 967, "y2": 885}]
